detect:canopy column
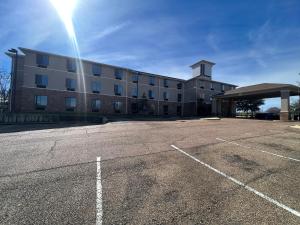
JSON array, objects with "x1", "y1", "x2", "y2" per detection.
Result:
[{"x1": 280, "y1": 90, "x2": 290, "y2": 121}]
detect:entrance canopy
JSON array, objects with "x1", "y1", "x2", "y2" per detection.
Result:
[
  {"x1": 215, "y1": 83, "x2": 299, "y2": 100},
  {"x1": 213, "y1": 83, "x2": 299, "y2": 121}
]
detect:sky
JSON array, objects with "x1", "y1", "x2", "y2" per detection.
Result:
[{"x1": 0, "y1": 0, "x2": 299, "y2": 109}]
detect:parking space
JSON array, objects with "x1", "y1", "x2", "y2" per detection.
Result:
[{"x1": 0, "y1": 118, "x2": 299, "y2": 224}]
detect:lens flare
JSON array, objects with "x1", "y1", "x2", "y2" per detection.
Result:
[
  {"x1": 50, "y1": 0, "x2": 87, "y2": 112},
  {"x1": 50, "y1": 0, "x2": 77, "y2": 38}
]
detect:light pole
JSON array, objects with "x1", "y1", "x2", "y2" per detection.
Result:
[{"x1": 8, "y1": 48, "x2": 18, "y2": 113}]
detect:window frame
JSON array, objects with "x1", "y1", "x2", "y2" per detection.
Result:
[
  {"x1": 177, "y1": 93, "x2": 182, "y2": 102},
  {"x1": 91, "y1": 99, "x2": 101, "y2": 112},
  {"x1": 92, "y1": 64, "x2": 101, "y2": 76},
  {"x1": 91, "y1": 81, "x2": 101, "y2": 93},
  {"x1": 163, "y1": 79, "x2": 169, "y2": 88},
  {"x1": 148, "y1": 90, "x2": 154, "y2": 99},
  {"x1": 36, "y1": 54, "x2": 49, "y2": 68},
  {"x1": 115, "y1": 69, "x2": 123, "y2": 80},
  {"x1": 66, "y1": 78, "x2": 76, "y2": 91},
  {"x1": 35, "y1": 95, "x2": 47, "y2": 110},
  {"x1": 132, "y1": 73, "x2": 139, "y2": 83},
  {"x1": 65, "y1": 97, "x2": 77, "y2": 111},
  {"x1": 114, "y1": 101, "x2": 122, "y2": 113},
  {"x1": 149, "y1": 76, "x2": 155, "y2": 86},
  {"x1": 35, "y1": 74, "x2": 48, "y2": 88},
  {"x1": 114, "y1": 84, "x2": 123, "y2": 96},
  {"x1": 67, "y1": 58, "x2": 77, "y2": 73},
  {"x1": 163, "y1": 92, "x2": 168, "y2": 101}
]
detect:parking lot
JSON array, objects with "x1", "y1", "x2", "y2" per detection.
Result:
[{"x1": 0, "y1": 118, "x2": 299, "y2": 225}]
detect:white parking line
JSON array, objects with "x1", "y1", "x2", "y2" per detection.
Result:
[
  {"x1": 170, "y1": 144, "x2": 300, "y2": 218},
  {"x1": 216, "y1": 138, "x2": 300, "y2": 162},
  {"x1": 96, "y1": 157, "x2": 103, "y2": 225}
]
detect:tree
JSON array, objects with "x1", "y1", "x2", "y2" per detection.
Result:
[
  {"x1": 236, "y1": 99, "x2": 265, "y2": 118},
  {"x1": 290, "y1": 100, "x2": 300, "y2": 120},
  {"x1": 266, "y1": 107, "x2": 280, "y2": 114},
  {"x1": 0, "y1": 69, "x2": 10, "y2": 105}
]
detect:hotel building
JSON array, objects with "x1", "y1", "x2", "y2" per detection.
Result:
[{"x1": 7, "y1": 48, "x2": 236, "y2": 116}]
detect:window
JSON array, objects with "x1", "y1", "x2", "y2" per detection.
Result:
[
  {"x1": 91, "y1": 81, "x2": 101, "y2": 93},
  {"x1": 177, "y1": 106, "x2": 182, "y2": 116},
  {"x1": 114, "y1": 101, "x2": 122, "y2": 113},
  {"x1": 92, "y1": 64, "x2": 101, "y2": 76},
  {"x1": 67, "y1": 59, "x2": 76, "y2": 72},
  {"x1": 200, "y1": 64, "x2": 205, "y2": 75},
  {"x1": 132, "y1": 87, "x2": 138, "y2": 98},
  {"x1": 163, "y1": 92, "x2": 168, "y2": 101},
  {"x1": 148, "y1": 90, "x2": 154, "y2": 99},
  {"x1": 35, "y1": 96, "x2": 47, "y2": 110},
  {"x1": 131, "y1": 103, "x2": 138, "y2": 113},
  {"x1": 65, "y1": 97, "x2": 76, "y2": 111},
  {"x1": 115, "y1": 69, "x2": 123, "y2": 80},
  {"x1": 199, "y1": 93, "x2": 205, "y2": 100},
  {"x1": 177, "y1": 83, "x2": 182, "y2": 89},
  {"x1": 91, "y1": 99, "x2": 101, "y2": 112},
  {"x1": 163, "y1": 105, "x2": 168, "y2": 115},
  {"x1": 163, "y1": 79, "x2": 169, "y2": 88},
  {"x1": 178, "y1": 93, "x2": 182, "y2": 102},
  {"x1": 35, "y1": 74, "x2": 48, "y2": 88},
  {"x1": 36, "y1": 54, "x2": 49, "y2": 68},
  {"x1": 210, "y1": 83, "x2": 214, "y2": 90},
  {"x1": 132, "y1": 73, "x2": 139, "y2": 83},
  {"x1": 149, "y1": 76, "x2": 155, "y2": 86},
  {"x1": 66, "y1": 78, "x2": 76, "y2": 91},
  {"x1": 114, "y1": 84, "x2": 123, "y2": 96},
  {"x1": 199, "y1": 81, "x2": 204, "y2": 89},
  {"x1": 221, "y1": 84, "x2": 225, "y2": 92}
]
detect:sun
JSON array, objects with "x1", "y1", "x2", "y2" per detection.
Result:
[{"x1": 50, "y1": 0, "x2": 78, "y2": 38}]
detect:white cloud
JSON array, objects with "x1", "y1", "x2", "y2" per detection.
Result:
[{"x1": 89, "y1": 22, "x2": 130, "y2": 41}]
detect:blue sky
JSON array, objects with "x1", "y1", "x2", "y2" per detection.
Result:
[{"x1": 0, "y1": 0, "x2": 299, "y2": 109}]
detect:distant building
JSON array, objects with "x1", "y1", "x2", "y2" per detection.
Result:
[{"x1": 6, "y1": 48, "x2": 236, "y2": 116}]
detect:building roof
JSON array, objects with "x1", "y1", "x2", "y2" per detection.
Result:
[
  {"x1": 216, "y1": 83, "x2": 299, "y2": 99},
  {"x1": 190, "y1": 60, "x2": 216, "y2": 68},
  {"x1": 18, "y1": 47, "x2": 186, "y2": 82},
  {"x1": 14, "y1": 47, "x2": 236, "y2": 86}
]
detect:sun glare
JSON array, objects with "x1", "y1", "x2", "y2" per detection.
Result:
[{"x1": 50, "y1": 0, "x2": 78, "y2": 38}]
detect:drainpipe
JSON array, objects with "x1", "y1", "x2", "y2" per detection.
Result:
[{"x1": 8, "y1": 48, "x2": 18, "y2": 113}]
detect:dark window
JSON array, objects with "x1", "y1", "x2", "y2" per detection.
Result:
[
  {"x1": 163, "y1": 79, "x2": 168, "y2": 87},
  {"x1": 221, "y1": 84, "x2": 225, "y2": 92},
  {"x1": 66, "y1": 78, "x2": 76, "y2": 91},
  {"x1": 91, "y1": 99, "x2": 101, "y2": 112},
  {"x1": 149, "y1": 76, "x2": 155, "y2": 86},
  {"x1": 132, "y1": 87, "x2": 138, "y2": 98},
  {"x1": 115, "y1": 69, "x2": 123, "y2": 80},
  {"x1": 132, "y1": 73, "x2": 139, "y2": 83},
  {"x1": 65, "y1": 97, "x2": 76, "y2": 111},
  {"x1": 35, "y1": 74, "x2": 48, "y2": 88},
  {"x1": 148, "y1": 90, "x2": 154, "y2": 99},
  {"x1": 163, "y1": 105, "x2": 168, "y2": 115},
  {"x1": 114, "y1": 84, "x2": 123, "y2": 96},
  {"x1": 177, "y1": 106, "x2": 182, "y2": 116},
  {"x1": 92, "y1": 81, "x2": 101, "y2": 93},
  {"x1": 163, "y1": 92, "x2": 168, "y2": 101},
  {"x1": 35, "y1": 96, "x2": 47, "y2": 110},
  {"x1": 36, "y1": 54, "x2": 49, "y2": 68},
  {"x1": 177, "y1": 93, "x2": 182, "y2": 102},
  {"x1": 200, "y1": 64, "x2": 205, "y2": 75},
  {"x1": 210, "y1": 83, "x2": 214, "y2": 90},
  {"x1": 92, "y1": 64, "x2": 101, "y2": 76},
  {"x1": 177, "y1": 83, "x2": 182, "y2": 89},
  {"x1": 114, "y1": 101, "x2": 122, "y2": 113},
  {"x1": 131, "y1": 103, "x2": 138, "y2": 113},
  {"x1": 67, "y1": 59, "x2": 77, "y2": 72}
]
